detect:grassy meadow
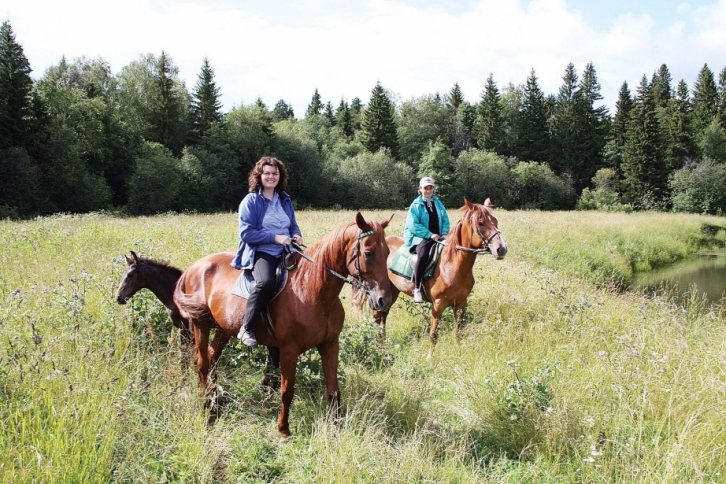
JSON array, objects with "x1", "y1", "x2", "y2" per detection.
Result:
[{"x1": 1, "y1": 208, "x2": 725, "y2": 483}]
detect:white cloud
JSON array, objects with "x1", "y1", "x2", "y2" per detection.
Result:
[{"x1": 3, "y1": 0, "x2": 725, "y2": 115}]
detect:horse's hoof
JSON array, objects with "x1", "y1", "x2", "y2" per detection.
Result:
[{"x1": 279, "y1": 434, "x2": 291, "y2": 444}]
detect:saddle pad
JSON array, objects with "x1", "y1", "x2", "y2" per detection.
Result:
[
  {"x1": 389, "y1": 243, "x2": 442, "y2": 280},
  {"x1": 231, "y1": 268, "x2": 288, "y2": 300}
]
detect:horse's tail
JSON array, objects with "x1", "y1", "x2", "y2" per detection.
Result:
[{"x1": 173, "y1": 272, "x2": 214, "y2": 326}]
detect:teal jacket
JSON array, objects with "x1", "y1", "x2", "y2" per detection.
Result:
[{"x1": 403, "y1": 195, "x2": 450, "y2": 248}]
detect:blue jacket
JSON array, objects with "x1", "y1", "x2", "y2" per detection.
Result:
[
  {"x1": 231, "y1": 189, "x2": 301, "y2": 270},
  {"x1": 403, "y1": 195, "x2": 450, "y2": 248}
]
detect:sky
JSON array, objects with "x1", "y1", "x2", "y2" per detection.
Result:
[{"x1": 2, "y1": 0, "x2": 726, "y2": 117}]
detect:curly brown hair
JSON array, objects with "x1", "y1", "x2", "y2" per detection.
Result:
[{"x1": 247, "y1": 157, "x2": 289, "y2": 195}]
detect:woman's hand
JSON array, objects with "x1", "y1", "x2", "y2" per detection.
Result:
[
  {"x1": 275, "y1": 234, "x2": 293, "y2": 246},
  {"x1": 292, "y1": 234, "x2": 303, "y2": 246}
]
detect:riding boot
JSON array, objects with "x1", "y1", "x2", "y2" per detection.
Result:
[
  {"x1": 238, "y1": 321, "x2": 258, "y2": 347},
  {"x1": 413, "y1": 287, "x2": 424, "y2": 303}
]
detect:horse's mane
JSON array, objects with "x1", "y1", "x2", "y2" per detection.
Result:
[
  {"x1": 445, "y1": 202, "x2": 490, "y2": 252},
  {"x1": 135, "y1": 255, "x2": 183, "y2": 277},
  {"x1": 294, "y1": 218, "x2": 383, "y2": 300}
]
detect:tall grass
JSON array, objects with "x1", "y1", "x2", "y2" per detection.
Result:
[{"x1": 1, "y1": 209, "x2": 725, "y2": 482}]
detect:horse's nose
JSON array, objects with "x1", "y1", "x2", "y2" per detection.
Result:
[
  {"x1": 497, "y1": 246, "x2": 507, "y2": 259},
  {"x1": 116, "y1": 295, "x2": 127, "y2": 304}
]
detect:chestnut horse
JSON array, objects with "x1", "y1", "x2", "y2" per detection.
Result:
[
  {"x1": 174, "y1": 212, "x2": 393, "y2": 439},
  {"x1": 115, "y1": 251, "x2": 191, "y2": 340},
  {"x1": 353, "y1": 198, "x2": 506, "y2": 356}
]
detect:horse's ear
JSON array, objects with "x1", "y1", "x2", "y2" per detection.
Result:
[
  {"x1": 130, "y1": 250, "x2": 139, "y2": 264},
  {"x1": 381, "y1": 212, "x2": 395, "y2": 229},
  {"x1": 463, "y1": 197, "x2": 473, "y2": 210},
  {"x1": 484, "y1": 198, "x2": 494, "y2": 210},
  {"x1": 355, "y1": 212, "x2": 371, "y2": 231}
]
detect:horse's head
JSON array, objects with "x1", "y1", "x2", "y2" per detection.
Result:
[
  {"x1": 116, "y1": 250, "x2": 146, "y2": 304},
  {"x1": 347, "y1": 212, "x2": 394, "y2": 311},
  {"x1": 464, "y1": 198, "x2": 507, "y2": 260}
]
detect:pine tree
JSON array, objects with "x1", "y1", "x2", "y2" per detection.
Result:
[
  {"x1": 515, "y1": 69, "x2": 551, "y2": 163},
  {"x1": 350, "y1": 97, "x2": 363, "y2": 131},
  {"x1": 445, "y1": 83, "x2": 471, "y2": 154},
  {"x1": 360, "y1": 82, "x2": 399, "y2": 158},
  {"x1": 474, "y1": 73, "x2": 505, "y2": 153},
  {"x1": 691, "y1": 64, "x2": 719, "y2": 138},
  {"x1": 305, "y1": 88, "x2": 323, "y2": 118},
  {"x1": 0, "y1": 21, "x2": 33, "y2": 149},
  {"x1": 191, "y1": 57, "x2": 222, "y2": 139},
  {"x1": 621, "y1": 76, "x2": 667, "y2": 206}
]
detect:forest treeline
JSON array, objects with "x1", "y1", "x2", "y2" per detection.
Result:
[{"x1": 1, "y1": 20, "x2": 726, "y2": 219}]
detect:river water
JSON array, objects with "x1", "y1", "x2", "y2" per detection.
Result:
[{"x1": 631, "y1": 253, "x2": 726, "y2": 305}]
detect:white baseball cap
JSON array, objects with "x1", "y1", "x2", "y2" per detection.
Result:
[{"x1": 419, "y1": 176, "x2": 436, "y2": 188}]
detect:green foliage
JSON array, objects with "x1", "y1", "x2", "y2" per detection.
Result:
[
  {"x1": 670, "y1": 158, "x2": 726, "y2": 214},
  {"x1": 453, "y1": 149, "x2": 513, "y2": 207},
  {"x1": 691, "y1": 64, "x2": 719, "y2": 138},
  {"x1": 417, "y1": 140, "x2": 456, "y2": 206},
  {"x1": 511, "y1": 161, "x2": 574, "y2": 210},
  {"x1": 0, "y1": 147, "x2": 44, "y2": 217},
  {"x1": 334, "y1": 149, "x2": 413, "y2": 209},
  {"x1": 697, "y1": 118, "x2": 726, "y2": 162},
  {"x1": 397, "y1": 94, "x2": 447, "y2": 164},
  {"x1": 305, "y1": 88, "x2": 323, "y2": 118},
  {"x1": 126, "y1": 141, "x2": 183, "y2": 215},
  {"x1": 577, "y1": 168, "x2": 633, "y2": 212},
  {"x1": 514, "y1": 69, "x2": 551, "y2": 163}
]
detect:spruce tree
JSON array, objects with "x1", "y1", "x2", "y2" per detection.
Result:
[
  {"x1": 360, "y1": 82, "x2": 399, "y2": 159},
  {"x1": 612, "y1": 81, "x2": 633, "y2": 151},
  {"x1": 324, "y1": 101, "x2": 335, "y2": 125},
  {"x1": 305, "y1": 88, "x2": 323, "y2": 118},
  {"x1": 651, "y1": 64, "x2": 673, "y2": 109},
  {"x1": 621, "y1": 76, "x2": 667, "y2": 206},
  {"x1": 191, "y1": 57, "x2": 222, "y2": 139},
  {"x1": 691, "y1": 64, "x2": 719, "y2": 138},
  {"x1": 335, "y1": 99, "x2": 353, "y2": 137},
  {"x1": 350, "y1": 97, "x2": 363, "y2": 131},
  {"x1": 577, "y1": 62, "x2": 609, "y2": 189},
  {"x1": 0, "y1": 21, "x2": 33, "y2": 149},
  {"x1": 149, "y1": 51, "x2": 189, "y2": 154},
  {"x1": 474, "y1": 73, "x2": 505, "y2": 153},
  {"x1": 515, "y1": 69, "x2": 551, "y2": 163},
  {"x1": 550, "y1": 63, "x2": 583, "y2": 177},
  {"x1": 663, "y1": 80, "x2": 693, "y2": 169},
  {"x1": 718, "y1": 67, "x2": 726, "y2": 129}
]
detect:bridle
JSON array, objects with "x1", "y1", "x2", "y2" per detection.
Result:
[
  {"x1": 288, "y1": 229, "x2": 377, "y2": 290},
  {"x1": 435, "y1": 210, "x2": 502, "y2": 255}
]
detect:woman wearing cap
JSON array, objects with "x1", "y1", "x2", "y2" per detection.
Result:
[
  {"x1": 231, "y1": 156, "x2": 303, "y2": 347},
  {"x1": 403, "y1": 176, "x2": 450, "y2": 303}
]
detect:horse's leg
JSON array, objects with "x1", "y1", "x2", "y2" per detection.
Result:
[
  {"x1": 277, "y1": 348, "x2": 299, "y2": 440},
  {"x1": 453, "y1": 299, "x2": 468, "y2": 337},
  {"x1": 373, "y1": 286, "x2": 399, "y2": 339},
  {"x1": 192, "y1": 324, "x2": 211, "y2": 390},
  {"x1": 317, "y1": 339, "x2": 342, "y2": 425},
  {"x1": 207, "y1": 329, "x2": 231, "y2": 381},
  {"x1": 262, "y1": 346, "x2": 280, "y2": 389},
  {"x1": 428, "y1": 300, "x2": 448, "y2": 359}
]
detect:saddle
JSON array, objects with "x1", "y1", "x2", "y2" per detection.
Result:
[
  {"x1": 231, "y1": 254, "x2": 293, "y2": 338},
  {"x1": 389, "y1": 242, "x2": 443, "y2": 280}
]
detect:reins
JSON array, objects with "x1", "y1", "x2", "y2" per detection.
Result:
[{"x1": 288, "y1": 229, "x2": 376, "y2": 289}]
